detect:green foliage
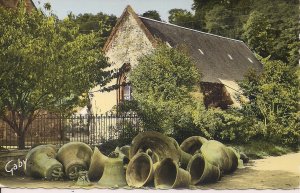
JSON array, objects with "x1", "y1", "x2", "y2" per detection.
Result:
[
  {"x1": 249, "y1": 0, "x2": 299, "y2": 65},
  {"x1": 168, "y1": 9, "x2": 195, "y2": 28},
  {"x1": 192, "y1": 105, "x2": 261, "y2": 144},
  {"x1": 98, "y1": 120, "x2": 141, "y2": 155},
  {"x1": 242, "y1": 11, "x2": 273, "y2": 58},
  {"x1": 0, "y1": 3, "x2": 111, "y2": 148},
  {"x1": 142, "y1": 10, "x2": 162, "y2": 21},
  {"x1": 231, "y1": 140, "x2": 295, "y2": 159},
  {"x1": 205, "y1": 5, "x2": 234, "y2": 36},
  {"x1": 130, "y1": 44, "x2": 201, "y2": 139},
  {"x1": 239, "y1": 58, "x2": 300, "y2": 146},
  {"x1": 71, "y1": 12, "x2": 117, "y2": 47}
]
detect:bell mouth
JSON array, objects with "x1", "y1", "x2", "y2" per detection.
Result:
[
  {"x1": 66, "y1": 161, "x2": 87, "y2": 180},
  {"x1": 126, "y1": 153, "x2": 153, "y2": 188},
  {"x1": 180, "y1": 136, "x2": 207, "y2": 155},
  {"x1": 154, "y1": 158, "x2": 178, "y2": 189},
  {"x1": 46, "y1": 164, "x2": 64, "y2": 180},
  {"x1": 187, "y1": 154, "x2": 205, "y2": 184}
]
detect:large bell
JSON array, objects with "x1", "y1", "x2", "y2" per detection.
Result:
[
  {"x1": 154, "y1": 158, "x2": 191, "y2": 189},
  {"x1": 126, "y1": 152, "x2": 157, "y2": 188},
  {"x1": 223, "y1": 147, "x2": 238, "y2": 173},
  {"x1": 25, "y1": 144, "x2": 63, "y2": 180},
  {"x1": 88, "y1": 147, "x2": 108, "y2": 181},
  {"x1": 119, "y1": 145, "x2": 131, "y2": 158},
  {"x1": 200, "y1": 140, "x2": 231, "y2": 174},
  {"x1": 187, "y1": 153, "x2": 220, "y2": 184},
  {"x1": 169, "y1": 137, "x2": 192, "y2": 169},
  {"x1": 145, "y1": 149, "x2": 159, "y2": 164},
  {"x1": 76, "y1": 171, "x2": 91, "y2": 186},
  {"x1": 129, "y1": 131, "x2": 181, "y2": 163},
  {"x1": 226, "y1": 146, "x2": 244, "y2": 169},
  {"x1": 98, "y1": 157, "x2": 127, "y2": 188},
  {"x1": 57, "y1": 142, "x2": 93, "y2": 180},
  {"x1": 113, "y1": 147, "x2": 130, "y2": 165},
  {"x1": 180, "y1": 136, "x2": 208, "y2": 155}
]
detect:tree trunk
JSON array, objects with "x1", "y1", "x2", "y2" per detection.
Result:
[{"x1": 18, "y1": 131, "x2": 26, "y2": 149}]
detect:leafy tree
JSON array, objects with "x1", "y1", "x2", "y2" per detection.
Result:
[
  {"x1": 142, "y1": 10, "x2": 162, "y2": 21},
  {"x1": 242, "y1": 0, "x2": 298, "y2": 64},
  {"x1": 0, "y1": 3, "x2": 111, "y2": 149},
  {"x1": 168, "y1": 9, "x2": 195, "y2": 28},
  {"x1": 242, "y1": 11, "x2": 273, "y2": 58},
  {"x1": 205, "y1": 5, "x2": 234, "y2": 37},
  {"x1": 239, "y1": 58, "x2": 299, "y2": 146},
  {"x1": 130, "y1": 44, "x2": 201, "y2": 140},
  {"x1": 71, "y1": 12, "x2": 117, "y2": 47}
]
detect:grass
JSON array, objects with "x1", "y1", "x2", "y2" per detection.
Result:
[{"x1": 228, "y1": 140, "x2": 298, "y2": 159}]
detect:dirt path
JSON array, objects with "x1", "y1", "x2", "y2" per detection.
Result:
[
  {"x1": 199, "y1": 151, "x2": 300, "y2": 189},
  {"x1": 0, "y1": 152, "x2": 299, "y2": 189}
]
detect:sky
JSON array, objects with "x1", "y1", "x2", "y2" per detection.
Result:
[{"x1": 32, "y1": 0, "x2": 194, "y2": 22}]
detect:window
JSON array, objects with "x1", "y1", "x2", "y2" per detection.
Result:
[
  {"x1": 248, "y1": 58, "x2": 253, "y2": 63},
  {"x1": 123, "y1": 84, "x2": 132, "y2": 101},
  {"x1": 117, "y1": 63, "x2": 132, "y2": 106},
  {"x1": 198, "y1": 49, "x2": 204, "y2": 55}
]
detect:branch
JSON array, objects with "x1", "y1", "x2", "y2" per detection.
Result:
[
  {"x1": 1, "y1": 115, "x2": 19, "y2": 134},
  {"x1": 24, "y1": 110, "x2": 40, "y2": 132}
]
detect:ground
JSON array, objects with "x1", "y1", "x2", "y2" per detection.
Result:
[{"x1": 0, "y1": 152, "x2": 299, "y2": 190}]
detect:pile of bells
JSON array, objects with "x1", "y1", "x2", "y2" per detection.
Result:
[{"x1": 24, "y1": 131, "x2": 248, "y2": 189}]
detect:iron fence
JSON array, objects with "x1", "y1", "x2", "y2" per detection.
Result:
[{"x1": 0, "y1": 113, "x2": 142, "y2": 150}]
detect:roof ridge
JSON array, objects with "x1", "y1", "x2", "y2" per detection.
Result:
[{"x1": 138, "y1": 16, "x2": 244, "y2": 43}]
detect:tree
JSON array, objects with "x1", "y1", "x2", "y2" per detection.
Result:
[
  {"x1": 142, "y1": 10, "x2": 161, "y2": 21},
  {"x1": 130, "y1": 44, "x2": 201, "y2": 140},
  {"x1": 239, "y1": 58, "x2": 299, "y2": 146},
  {"x1": 242, "y1": 11, "x2": 273, "y2": 58},
  {"x1": 71, "y1": 12, "x2": 117, "y2": 47},
  {"x1": 205, "y1": 5, "x2": 234, "y2": 37},
  {"x1": 168, "y1": 9, "x2": 195, "y2": 28},
  {"x1": 242, "y1": 0, "x2": 299, "y2": 64},
  {"x1": 0, "y1": 3, "x2": 111, "y2": 149}
]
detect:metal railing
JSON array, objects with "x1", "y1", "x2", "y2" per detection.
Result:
[{"x1": 0, "y1": 113, "x2": 142, "y2": 150}]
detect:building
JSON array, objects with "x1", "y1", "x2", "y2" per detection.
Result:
[
  {"x1": 0, "y1": 0, "x2": 36, "y2": 12},
  {"x1": 88, "y1": 5, "x2": 263, "y2": 114}
]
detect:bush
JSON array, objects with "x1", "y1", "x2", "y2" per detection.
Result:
[
  {"x1": 97, "y1": 120, "x2": 142, "y2": 155},
  {"x1": 130, "y1": 43, "x2": 200, "y2": 137}
]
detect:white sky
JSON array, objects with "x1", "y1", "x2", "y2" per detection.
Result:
[{"x1": 32, "y1": 0, "x2": 194, "y2": 22}]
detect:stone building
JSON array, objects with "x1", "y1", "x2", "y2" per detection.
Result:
[{"x1": 94, "y1": 5, "x2": 264, "y2": 114}]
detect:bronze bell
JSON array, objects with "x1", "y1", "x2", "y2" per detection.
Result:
[
  {"x1": 25, "y1": 144, "x2": 63, "y2": 180},
  {"x1": 88, "y1": 147, "x2": 108, "y2": 181},
  {"x1": 129, "y1": 131, "x2": 181, "y2": 163},
  {"x1": 169, "y1": 137, "x2": 192, "y2": 169},
  {"x1": 98, "y1": 157, "x2": 127, "y2": 188},
  {"x1": 118, "y1": 145, "x2": 131, "y2": 158},
  {"x1": 154, "y1": 158, "x2": 191, "y2": 189},
  {"x1": 200, "y1": 140, "x2": 231, "y2": 175},
  {"x1": 57, "y1": 142, "x2": 93, "y2": 180},
  {"x1": 224, "y1": 146, "x2": 238, "y2": 173},
  {"x1": 126, "y1": 152, "x2": 156, "y2": 188},
  {"x1": 187, "y1": 153, "x2": 221, "y2": 185},
  {"x1": 76, "y1": 171, "x2": 91, "y2": 186},
  {"x1": 180, "y1": 136, "x2": 208, "y2": 155}
]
